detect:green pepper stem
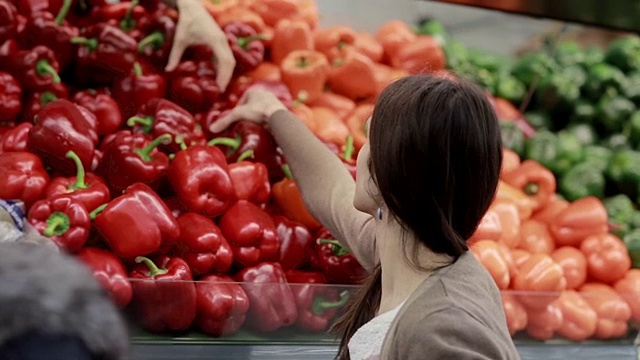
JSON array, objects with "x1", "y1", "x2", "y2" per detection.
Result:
[
  {"x1": 524, "y1": 183, "x2": 540, "y2": 196},
  {"x1": 138, "y1": 31, "x2": 165, "y2": 53},
  {"x1": 317, "y1": 238, "x2": 349, "y2": 257},
  {"x1": 71, "y1": 37, "x2": 98, "y2": 51},
  {"x1": 237, "y1": 150, "x2": 254, "y2": 162},
  {"x1": 127, "y1": 115, "x2": 154, "y2": 133},
  {"x1": 282, "y1": 164, "x2": 293, "y2": 179},
  {"x1": 66, "y1": 151, "x2": 88, "y2": 190},
  {"x1": 120, "y1": 0, "x2": 139, "y2": 31},
  {"x1": 36, "y1": 60, "x2": 61, "y2": 84},
  {"x1": 237, "y1": 34, "x2": 267, "y2": 49},
  {"x1": 89, "y1": 203, "x2": 108, "y2": 220},
  {"x1": 343, "y1": 135, "x2": 354, "y2": 161},
  {"x1": 297, "y1": 56, "x2": 309, "y2": 68},
  {"x1": 292, "y1": 91, "x2": 309, "y2": 107},
  {"x1": 312, "y1": 290, "x2": 350, "y2": 315},
  {"x1": 207, "y1": 136, "x2": 241, "y2": 151},
  {"x1": 40, "y1": 91, "x2": 58, "y2": 105},
  {"x1": 135, "y1": 134, "x2": 172, "y2": 162},
  {"x1": 55, "y1": 0, "x2": 72, "y2": 25},
  {"x1": 135, "y1": 256, "x2": 169, "y2": 278},
  {"x1": 133, "y1": 62, "x2": 143, "y2": 77},
  {"x1": 43, "y1": 212, "x2": 71, "y2": 237}
]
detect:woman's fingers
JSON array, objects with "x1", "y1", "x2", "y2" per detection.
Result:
[
  {"x1": 210, "y1": 105, "x2": 257, "y2": 133},
  {"x1": 212, "y1": 45, "x2": 236, "y2": 92}
]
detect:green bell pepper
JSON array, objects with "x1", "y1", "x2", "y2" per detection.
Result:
[
  {"x1": 626, "y1": 111, "x2": 640, "y2": 148},
  {"x1": 416, "y1": 20, "x2": 447, "y2": 44},
  {"x1": 596, "y1": 95, "x2": 636, "y2": 134},
  {"x1": 604, "y1": 194, "x2": 635, "y2": 238},
  {"x1": 582, "y1": 46, "x2": 605, "y2": 69},
  {"x1": 630, "y1": 210, "x2": 640, "y2": 229},
  {"x1": 525, "y1": 130, "x2": 558, "y2": 171},
  {"x1": 500, "y1": 121, "x2": 525, "y2": 156},
  {"x1": 570, "y1": 100, "x2": 597, "y2": 125},
  {"x1": 584, "y1": 63, "x2": 628, "y2": 100},
  {"x1": 554, "y1": 130, "x2": 584, "y2": 176},
  {"x1": 623, "y1": 72, "x2": 640, "y2": 105},
  {"x1": 554, "y1": 42, "x2": 586, "y2": 67},
  {"x1": 559, "y1": 162, "x2": 605, "y2": 201},
  {"x1": 566, "y1": 123, "x2": 597, "y2": 147},
  {"x1": 606, "y1": 149, "x2": 640, "y2": 198},
  {"x1": 524, "y1": 111, "x2": 552, "y2": 130},
  {"x1": 495, "y1": 73, "x2": 526, "y2": 105},
  {"x1": 601, "y1": 134, "x2": 631, "y2": 152},
  {"x1": 583, "y1": 145, "x2": 612, "y2": 172},
  {"x1": 536, "y1": 71, "x2": 582, "y2": 113},
  {"x1": 468, "y1": 50, "x2": 509, "y2": 73},
  {"x1": 622, "y1": 230, "x2": 640, "y2": 269},
  {"x1": 443, "y1": 40, "x2": 469, "y2": 71},
  {"x1": 605, "y1": 36, "x2": 640, "y2": 74},
  {"x1": 512, "y1": 52, "x2": 557, "y2": 87}
]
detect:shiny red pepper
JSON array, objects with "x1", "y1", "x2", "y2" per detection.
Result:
[
  {"x1": 137, "y1": 12, "x2": 176, "y2": 73},
  {"x1": 220, "y1": 200, "x2": 280, "y2": 267},
  {"x1": 45, "y1": 150, "x2": 110, "y2": 212},
  {"x1": 174, "y1": 212, "x2": 234, "y2": 276},
  {"x1": 28, "y1": 99, "x2": 98, "y2": 176},
  {"x1": 0, "y1": 1, "x2": 17, "y2": 48},
  {"x1": 9, "y1": 46, "x2": 61, "y2": 92},
  {"x1": 235, "y1": 262, "x2": 298, "y2": 332},
  {"x1": 130, "y1": 255, "x2": 196, "y2": 333},
  {"x1": 113, "y1": 62, "x2": 166, "y2": 119},
  {"x1": 73, "y1": 89, "x2": 123, "y2": 136},
  {"x1": 76, "y1": 247, "x2": 133, "y2": 309},
  {"x1": 20, "y1": 83, "x2": 69, "y2": 122},
  {"x1": 0, "y1": 72, "x2": 22, "y2": 123},
  {"x1": 0, "y1": 123, "x2": 32, "y2": 154},
  {"x1": 273, "y1": 215, "x2": 313, "y2": 270},
  {"x1": 224, "y1": 21, "x2": 265, "y2": 73},
  {"x1": 310, "y1": 227, "x2": 366, "y2": 285},
  {"x1": 168, "y1": 60, "x2": 221, "y2": 114},
  {"x1": 90, "y1": 0, "x2": 145, "y2": 35},
  {"x1": 0, "y1": 39, "x2": 19, "y2": 71},
  {"x1": 0, "y1": 151, "x2": 50, "y2": 209},
  {"x1": 28, "y1": 195, "x2": 91, "y2": 253},
  {"x1": 196, "y1": 275, "x2": 250, "y2": 337},
  {"x1": 92, "y1": 183, "x2": 180, "y2": 259},
  {"x1": 228, "y1": 150, "x2": 271, "y2": 204}
]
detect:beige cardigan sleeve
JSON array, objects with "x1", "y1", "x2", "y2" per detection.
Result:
[{"x1": 268, "y1": 110, "x2": 377, "y2": 270}]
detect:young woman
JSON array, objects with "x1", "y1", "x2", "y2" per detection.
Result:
[{"x1": 211, "y1": 75, "x2": 520, "y2": 360}]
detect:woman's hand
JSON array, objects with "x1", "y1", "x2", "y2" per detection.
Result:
[
  {"x1": 166, "y1": 0, "x2": 236, "y2": 91},
  {"x1": 210, "y1": 88, "x2": 287, "y2": 133}
]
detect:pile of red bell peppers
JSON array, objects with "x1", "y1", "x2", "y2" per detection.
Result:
[{"x1": 0, "y1": 0, "x2": 368, "y2": 336}]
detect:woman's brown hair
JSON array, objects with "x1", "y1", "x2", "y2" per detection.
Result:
[{"x1": 332, "y1": 74, "x2": 503, "y2": 359}]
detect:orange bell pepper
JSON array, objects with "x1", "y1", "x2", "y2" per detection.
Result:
[
  {"x1": 513, "y1": 254, "x2": 566, "y2": 309},
  {"x1": 532, "y1": 196, "x2": 569, "y2": 224},
  {"x1": 390, "y1": 35, "x2": 446, "y2": 74},
  {"x1": 526, "y1": 303, "x2": 563, "y2": 340},
  {"x1": 580, "y1": 233, "x2": 631, "y2": 284},
  {"x1": 490, "y1": 200, "x2": 521, "y2": 248},
  {"x1": 201, "y1": 0, "x2": 240, "y2": 21},
  {"x1": 511, "y1": 249, "x2": 531, "y2": 271},
  {"x1": 291, "y1": 102, "x2": 316, "y2": 133},
  {"x1": 613, "y1": 269, "x2": 640, "y2": 323},
  {"x1": 501, "y1": 293, "x2": 528, "y2": 336},
  {"x1": 470, "y1": 240, "x2": 511, "y2": 290},
  {"x1": 468, "y1": 209, "x2": 502, "y2": 246},
  {"x1": 296, "y1": 0, "x2": 318, "y2": 29},
  {"x1": 344, "y1": 104, "x2": 373, "y2": 150},
  {"x1": 549, "y1": 197, "x2": 608, "y2": 247},
  {"x1": 313, "y1": 26, "x2": 357, "y2": 62},
  {"x1": 579, "y1": 283, "x2": 631, "y2": 339},
  {"x1": 238, "y1": 0, "x2": 257, "y2": 6},
  {"x1": 250, "y1": 0, "x2": 300, "y2": 27},
  {"x1": 372, "y1": 63, "x2": 408, "y2": 95},
  {"x1": 501, "y1": 148, "x2": 521, "y2": 178},
  {"x1": 310, "y1": 107, "x2": 350, "y2": 147},
  {"x1": 518, "y1": 219, "x2": 555, "y2": 255},
  {"x1": 495, "y1": 181, "x2": 535, "y2": 220},
  {"x1": 308, "y1": 92, "x2": 356, "y2": 121},
  {"x1": 555, "y1": 290, "x2": 598, "y2": 341},
  {"x1": 272, "y1": 165, "x2": 321, "y2": 231},
  {"x1": 551, "y1": 246, "x2": 587, "y2": 290},
  {"x1": 354, "y1": 32, "x2": 383, "y2": 63},
  {"x1": 247, "y1": 62, "x2": 281, "y2": 82},
  {"x1": 502, "y1": 160, "x2": 556, "y2": 212},
  {"x1": 281, "y1": 50, "x2": 329, "y2": 102},
  {"x1": 328, "y1": 50, "x2": 377, "y2": 100},
  {"x1": 270, "y1": 19, "x2": 313, "y2": 65},
  {"x1": 494, "y1": 97, "x2": 522, "y2": 121},
  {"x1": 374, "y1": 20, "x2": 416, "y2": 64}
]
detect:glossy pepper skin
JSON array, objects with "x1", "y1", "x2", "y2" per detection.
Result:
[
  {"x1": 310, "y1": 228, "x2": 366, "y2": 285},
  {"x1": 549, "y1": 197, "x2": 609, "y2": 247},
  {"x1": 137, "y1": 13, "x2": 175, "y2": 73},
  {"x1": 219, "y1": 200, "x2": 280, "y2": 267},
  {"x1": 580, "y1": 233, "x2": 631, "y2": 284},
  {"x1": 314, "y1": 26, "x2": 356, "y2": 62},
  {"x1": 391, "y1": 35, "x2": 445, "y2": 74},
  {"x1": 96, "y1": 132, "x2": 171, "y2": 194},
  {"x1": 470, "y1": 240, "x2": 511, "y2": 290},
  {"x1": 272, "y1": 165, "x2": 322, "y2": 231},
  {"x1": 73, "y1": 89, "x2": 123, "y2": 136},
  {"x1": 77, "y1": 247, "x2": 133, "y2": 309},
  {"x1": 167, "y1": 145, "x2": 235, "y2": 217},
  {"x1": 130, "y1": 256, "x2": 197, "y2": 333},
  {"x1": 174, "y1": 213, "x2": 233, "y2": 276},
  {"x1": 0, "y1": 152, "x2": 49, "y2": 209},
  {"x1": 502, "y1": 160, "x2": 556, "y2": 212},
  {"x1": 228, "y1": 151, "x2": 271, "y2": 204},
  {"x1": 168, "y1": 60, "x2": 221, "y2": 114},
  {"x1": 45, "y1": 151, "x2": 109, "y2": 212},
  {"x1": 579, "y1": 283, "x2": 631, "y2": 339},
  {"x1": 28, "y1": 195, "x2": 90, "y2": 253},
  {"x1": 224, "y1": 22, "x2": 265, "y2": 73},
  {"x1": 28, "y1": 99, "x2": 98, "y2": 176},
  {"x1": 71, "y1": 23, "x2": 137, "y2": 85},
  {"x1": 0, "y1": 72, "x2": 22, "y2": 123},
  {"x1": 270, "y1": 19, "x2": 313, "y2": 65},
  {"x1": 0, "y1": 1, "x2": 18, "y2": 45},
  {"x1": 20, "y1": 83, "x2": 69, "y2": 123},
  {"x1": 113, "y1": 62, "x2": 167, "y2": 119},
  {"x1": 513, "y1": 254, "x2": 566, "y2": 310},
  {"x1": 0, "y1": 38, "x2": 18, "y2": 71},
  {"x1": 0, "y1": 123, "x2": 32, "y2": 154},
  {"x1": 93, "y1": 183, "x2": 180, "y2": 259},
  {"x1": 196, "y1": 275, "x2": 250, "y2": 337},
  {"x1": 10, "y1": 46, "x2": 61, "y2": 92},
  {"x1": 328, "y1": 50, "x2": 377, "y2": 100},
  {"x1": 281, "y1": 50, "x2": 330, "y2": 102},
  {"x1": 235, "y1": 262, "x2": 298, "y2": 333},
  {"x1": 273, "y1": 215, "x2": 313, "y2": 270},
  {"x1": 556, "y1": 290, "x2": 598, "y2": 341},
  {"x1": 285, "y1": 270, "x2": 348, "y2": 332}
]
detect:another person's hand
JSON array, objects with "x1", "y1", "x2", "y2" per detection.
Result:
[
  {"x1": 210, "y1": 88, "x2": 287, "y2": 133},
  {"x1": 166, "y1": 0, "x2": 236, "y2": 91}
]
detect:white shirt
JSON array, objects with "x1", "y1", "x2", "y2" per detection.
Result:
[{"x1": 348, "y1": 301, "x2": 407, "y2": 360}]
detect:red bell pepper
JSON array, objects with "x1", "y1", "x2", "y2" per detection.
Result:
[
  {"x1": 0, "y1": 1, "x2": 18, "y2": 45},
  {"x1": 228, "y1": 150, "x2": 271, "y2": 204},
  {"x1": 71, "y1": 23, "x2": 137, "y2": 85},
  {"x1": 310, "y1": 228, "x2": 366, "y2": 285},
  {"x1": 127, "y1": 98, "x2": 201, "y2": 152},
  {"x1": 73, "y1": 89, "x2": 123, "y2": 136},
  {"x1": 210, "y1": 121, "x2": 285, "y2": 182},
  {"x1": 224, "y1": 21, "x2": 265, "y2": 73},
  {"x1": 235, "y1": 262, "x2": 298, "y2": 332},
  {"x1": 285, "y1": 270, "x2": 349, "y2": 332},
  {"x1": 196, "y1": 275, "x2": 250, "y2": 337},
  {"x1": 28, "y1": 195, "x2": 91, "y2": 253},
  {"x1": 76, "y1": 247, "x2": 133, "y2": 309},
  {"x1": 91, "y1": 0, "x2": 145, "y2": 35},
  {"x1": 20, "y1": 83, "x2": 69, "y2": 123},
  {"x1": 137, "y1": 12, "x2": 176, "y2": 73},
  {"x1": 163, "y1": 196, "x2": 187, "y2": 218},
  {"x1": 113, "y1": 62, "x2": 166, "y2": 119},
  {"x1": 44, "y1": 150, "x2": 110, "y2": 212},
  {"x1": 96, "y1": 132, "x2": 171, "y2": 194},
  {"x1": 9, "y1": 46, "x2": 61, "y2": 92},
  {"x1": 0, "y1": 123, "x2": 32, "y2": 154},
  {"x1": 168, "y1": 60, "x2": 221, "y2": 114},
  {"x1": 174, "y1": 212, "x2": 234, "y2": 276},
  {"x1": 28, "y1": 99, "x2": 98, "y2": 176},
  {"x1": 92, "y1": 183, "x2": 180, "y2": 259},
  {"x1": 0, "y1": 72, "x2": 22, "y2": 123},
  {"x1": 220, "y1": 200, "x2": 280, "y2": 267},
  {"x1": 166, "y1": 145, "x2": 235, "y2": 217},
  {"x1": 273, "y1": 215, "x2": 313, "y2": 270},
  {"x1": 246, "y1": 80, "x2": 293, "y2": 109},
  {"x1": 0, "y1": 38, "x2": 18, "y2": 71},
  {"x1": 130, "y1": 255, "x2": 197, "y2": 333},
  {"x1": 0, "y1": 152, "x2": 50, "y2": 209}
]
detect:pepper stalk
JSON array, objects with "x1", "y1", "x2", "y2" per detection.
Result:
[
  {"x1": 135, "y1": 256, "x2": 169, "y2": 278},
  {"x1": 312, "y1": 291, "x2": 350, "y2": 315},
  {"x1": 66, "y1": 150, "x2": 89, "y2": 190}
]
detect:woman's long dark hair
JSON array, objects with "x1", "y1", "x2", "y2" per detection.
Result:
[{"x1": 332, "y1": 74, "x2": 503, "y2": 359}]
